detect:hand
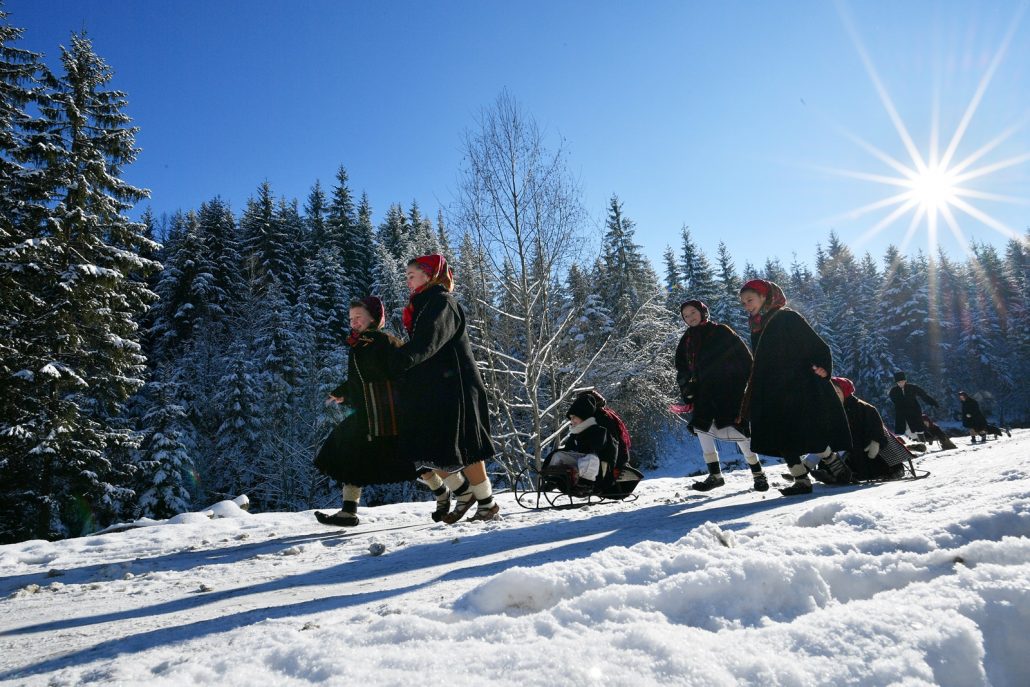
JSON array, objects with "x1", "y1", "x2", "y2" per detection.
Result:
[
  {"x1": 812, "y1": 365, "x2": 829, "y2": 378},
  {"x1": 865, "y1": 440, "x2": 880, "y2": 459},
  {"x1": 327, "y1": 394, "x2": 345, "y2": 405}
]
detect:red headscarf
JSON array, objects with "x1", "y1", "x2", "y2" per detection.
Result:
[
  {"x1": 831, "y1": 376, "x2": 855, "y2": 399},
  {"x1": 739, "y1": 279, "x2": 787, "y2": 334},
  {"x1": 402, "y1": 254, "x2": 455, "y2": 334}
]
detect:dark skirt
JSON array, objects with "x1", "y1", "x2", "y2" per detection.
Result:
[{"x1": 314, "y1": 414, "x2": 417, "y2": 486}]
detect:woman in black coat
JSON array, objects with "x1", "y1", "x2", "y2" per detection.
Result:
[
  {"x1": 819, "y1": 377, "x2": 908, "y2": 482},
  {"x1": 738, "y1": 279, "x2": 852, "y2": 496},
  {"x1": 958, "y1": 391, "x2": 989, "y2": 443},
  {"x1": 388, "y1": 254, "x2": 498, "y2": 524},
  {"x1": 674, "y1": 299, "x2": 768, "y2": 492},
  {"x1": 314, "y1": 296, "x2": 417, "y2": 526}
]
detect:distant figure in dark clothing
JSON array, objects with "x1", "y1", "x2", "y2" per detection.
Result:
[
  {"x1": 959, "y1": 391, "x2": 988, "y2": 444},
  {"x1": 888, "y1": 371, "x2": 939, "y2": 441},
  {"x1": 920, "y1": 413, "x2": 958, "y2": 451}
]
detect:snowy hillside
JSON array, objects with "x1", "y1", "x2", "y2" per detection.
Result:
[{"x1": 2, "y1": 433, "x2": 1028, "y2": 686}]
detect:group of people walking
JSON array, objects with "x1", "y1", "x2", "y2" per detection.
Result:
[{"x1": 314, "y1": 254, "x2": 1006, "y2": 526}]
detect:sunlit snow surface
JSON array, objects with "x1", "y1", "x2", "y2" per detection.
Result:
[{"x1": 1, "y1": 432, "x2": 1028, "y2": 686}]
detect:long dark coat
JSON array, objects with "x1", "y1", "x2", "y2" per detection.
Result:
[
  {"x1": 745, "y1": 308, "x2": 852, "y2": 458},
  {"x1": 314, "y1": 330, "x2": 417, "y2": 486},
  {"x1": 841, "y1": 395, "x2": 894, "y2": 480},
  {"x1": 388, "y1": 285, "x2": 494, "y2": 468},
  {"x1": 675, "y1": 321, "x2": 752, "y2": 435},
  {"x1": 960, "y1": 396, "x2": 988, "y2": 430},
  {"x1": 889, "y1": 383, "x2": 939, "y2": 434}
]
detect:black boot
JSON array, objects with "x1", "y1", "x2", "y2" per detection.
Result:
[
  {"x1": 691, "y1": 473, "x2": 725, "y2": 492},
  {"x1": 779, "y1": 478, "x2": 813, "y2": 496},
  {"x1": 752, "y1": 471, "x2": 770, "y2": 492},
  {"x1": 315, "y1": 500, "x2": 360, "y2": 527}
]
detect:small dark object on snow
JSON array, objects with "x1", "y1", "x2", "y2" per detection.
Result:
[{"x1": 368, "y1": 542, "x2": 386, "y2": 556}]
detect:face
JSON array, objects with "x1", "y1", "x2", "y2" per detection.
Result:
[
  {"x1": 349, "y1": 306, "x2": 374, "y2": 334},
  {"x1": 681, "y1": 305, "x2": 703, "y2": 327},
  {"x1": 897, "y1": 380, "x2": 906, "y2": 387},
  {"x1": 739, "y1": 290, "x2": 765, "y2": 316},
  {"x1": 569, "y1": 415, "x2": 583, "y2": 426},
  {"x1": 405, "y1": 265, "x2": 431, "y2": 292}
]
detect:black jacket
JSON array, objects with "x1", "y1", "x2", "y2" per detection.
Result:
[
  {"x1": 841, "y1": 394, "x2": 895, "y2": 480},
  {"x1": 558, "y1": 418, "x2": 618, "y2": 467},
  {"x1": 889, "y1": 383, "x2": 938, "y2": 434},
  {"x1": 314, "y1": 330, "x2": 417, "y2": 486},
  {"x1": 674, "y1": 321, "x2": 752, "y2": 435},
  {"x1": 388, "y1": 285, "x2": 494, "y2": 468},
  {"x1": 960, "y1": 396, "x2": 988, "y2": 430},
  {"x1": 745, "y1": 308, "x2": 852, "y2": 458}
]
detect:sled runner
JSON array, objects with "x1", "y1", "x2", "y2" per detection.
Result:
[{"x1": 512, "y1": 460, "x2": 644, "y2": 510}]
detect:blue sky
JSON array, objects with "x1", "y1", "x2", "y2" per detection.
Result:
[{"x1": 10, "y1": 0, "x2": 1030, "y2": 272}]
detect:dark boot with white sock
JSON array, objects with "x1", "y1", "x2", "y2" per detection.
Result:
[
  {"x1": 420, "y1": 471, "x2": 452, "y2": 522},
  {"x1": 779, "y1": 461, "x2": 813, "y2": 495},
  {"x1": 747, "y1": 457, "x2": 769, "y2": 492},
  {"x1": 315, "y1": 485, "x2": 361, "y2": 526},
  {"x1": 468, "y1": 478, "x2": 500, "y2": 522},
  {"x1": 691, "y1": 455, "x2": 725, "y2": 492}
]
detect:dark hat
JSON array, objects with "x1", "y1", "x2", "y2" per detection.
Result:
[
  {"x1": 350, "y1": 296, "x2": 386, "y2": 330},
  {"x1": 893, "y1": 371, "x2": 906, "y2": 382},
  {"x1": 679, "y1": 299, "x2": 710, "y2": 322},
  {"x1": 567, "y1": 393, "x2": 598, "y2": 421},
  {"x1": 957, "y1": 390, "x2": 967, "y2": 397}
]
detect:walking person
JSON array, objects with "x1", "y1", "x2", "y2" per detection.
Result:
[
  {"x1": 314, "y1": 296, "x2": 416, "y2": 526},
  {"x1": 389, "y1": 254, "x2": 499, "y2": 523},
  {"x1": 737, "y1": 279, "x2": 852, "y2": 496},
  {"x1": 674, "y1": 299, "x2": 768, "y2": 492},
  {"x1": 888, "y1": 371, "x2": 940, "y2": 442}
]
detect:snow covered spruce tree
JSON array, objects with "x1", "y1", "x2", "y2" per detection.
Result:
[
  {"x1": 1, "y1": 33, "x2": 158, "y2": 540},
  {"x1": 0, "y1": 6, "x2": 59, "y2": 543}
]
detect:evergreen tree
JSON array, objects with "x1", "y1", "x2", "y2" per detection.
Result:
[
  {"x1": 662, "y1": 245, "x2": 683, "y2": 312},
  {"x1": 305, "y1": 179, "x2": 328, "y2": 248},
  {"x1": 3, "y1": 33, "x2": 158, "y2": 539},
  {"x1": 601, "y1": 195, "x2": 658, "y2": 323},
  {"x1": 240, "y1": 181, "x2": 292, "y2": 294},
  {"x1": 196, "y1": 196, "x2": 243, "y2": 325},
  {"x1": 135, "y1": 364, "x2": 195, "y2": 519}
]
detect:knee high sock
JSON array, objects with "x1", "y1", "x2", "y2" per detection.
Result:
[
  {"x1": 735, "y1": 439, "x2": 763, "y2": 473},
  {"x1": 446, "y1": 473, "x2": 473, "y2": 505}
]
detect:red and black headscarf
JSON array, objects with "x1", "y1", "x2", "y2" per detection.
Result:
[
  {"x1": 346, "y1": 295, "x2": 386, "y2": 347},
  {"x1": 402, "y1": 254, "x2": 455, "y2": 335},
  {"x1": 831, "y1": 376, "x2": 855, "y2": 399},
  {"x1": 679, "y1": 299, "x2": 711, "y2": 324},
  {"x1": 739, "y1": 279, "x2": 787, "y2": 334}
]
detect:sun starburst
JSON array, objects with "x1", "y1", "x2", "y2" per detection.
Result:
[{"x1": 823, "y1": 0, "x2": 1030, "y2": 260}]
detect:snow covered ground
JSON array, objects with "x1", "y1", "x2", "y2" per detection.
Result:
[{"x1": 1, "y1": 432, "x2": 1028, "y2": 687}]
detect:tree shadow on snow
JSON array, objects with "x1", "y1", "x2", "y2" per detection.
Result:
[{"x1": 0, "y1": 485, "x2": 864, "y2": 680}]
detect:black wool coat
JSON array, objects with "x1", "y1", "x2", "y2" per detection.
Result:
[
  {"x1": 314, "y1": 330, "x2": 417, "y2": 487},
  {"x1": 745, "y1": 308, "x2": 852, "y2": 458},
  {"x1": 889, "y1": 383, "x2": 939, "y2": 434},
  {"x1": 557, "y1": 419, "x2": 618, "y2": 467},
  {"x1": 960, "y1": 396, "x2": 988, "y2": 430},
  {"x1": 675, "y1": 321, "x2": 752, "y2": 435},
  {"x1": 841, "y1": 395, "x2": 894, "y2": 480},
  {"x1": 388, "y1": 285, "x2": 494, "y2": 468}
]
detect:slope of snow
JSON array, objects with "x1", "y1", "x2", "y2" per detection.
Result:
[{"x1": 1, "y1": 432, "x2": 1028, "y2": 686}]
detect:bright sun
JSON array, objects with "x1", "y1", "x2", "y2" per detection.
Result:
[{"x1": 906, "y1": 164, "x2": 959, "y2": 214}]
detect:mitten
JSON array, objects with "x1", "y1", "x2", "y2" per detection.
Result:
[{"x1": 865, "y1": 440, "x2": 879, "y2": 459}]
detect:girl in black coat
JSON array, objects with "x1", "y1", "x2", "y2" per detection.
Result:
[
  {"x1": 738, "y1": 279, "x2": 852, "y2": 496},
  {"x1": 314, "y1": 296, "x2": 417, "y2": 526},
  {"x1": 958, "y1": 391, "x2": 989, "y2": 443},
  {"x1": 544, "y1": 392, "x2": 619, "y2": 496},
  {"x1": 817, "y1": 377, "x2": 908, "y2": 482},
  {"x1": 674, "y1": 299, "x2": 768, "y2": 492},
  {"x1": 388, "y1": 255, "x2": 498, "y2": 524}
]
